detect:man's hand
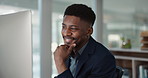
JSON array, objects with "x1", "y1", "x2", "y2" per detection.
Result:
[{"x1": 54, "y1": 43, "x2": 76, "y2": 74}]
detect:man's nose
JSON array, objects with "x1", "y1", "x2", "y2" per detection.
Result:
[{"x1": 63, "y1": 28, "x2": 72, "y2": 36}]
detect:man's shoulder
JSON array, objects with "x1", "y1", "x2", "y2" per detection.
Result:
[
  {"x1": 88, "y1": 37, "x2": 115, "y2": 60},
  {"x1": 89, "y1": 37, "x2": 110, "y2": 53}
]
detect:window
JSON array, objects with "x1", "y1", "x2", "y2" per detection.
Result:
[{"x1": 103, "y1": 0, "x2": 148, "y2": 49}]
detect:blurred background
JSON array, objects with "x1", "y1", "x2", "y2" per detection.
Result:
[{"x1": 0, "y1": 0, "x2": 148, "y2": 78}]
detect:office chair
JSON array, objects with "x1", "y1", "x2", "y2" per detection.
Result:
[{"x1": 115, "y1": 66, "x2": 124, "y2": 78}]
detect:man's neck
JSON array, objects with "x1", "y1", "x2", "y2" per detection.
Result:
[{"x1": 71, "y1": 40, "x2": 89, "y2": 58}]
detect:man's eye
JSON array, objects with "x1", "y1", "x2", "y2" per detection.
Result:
[
  {"x1": 62, "y1": 26, "x2": 65, "y2": 29},
  {"x1": 71, "y1": 28, "x2": 78, "y2": 30}
]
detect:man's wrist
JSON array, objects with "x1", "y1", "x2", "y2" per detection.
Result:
[{"x1": 55, "y1": 60, "x2": 67, "y2": 74}]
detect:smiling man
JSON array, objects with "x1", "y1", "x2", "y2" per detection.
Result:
[{"x1": 54, "y1": 4, "x2": 116, "y2": 78}]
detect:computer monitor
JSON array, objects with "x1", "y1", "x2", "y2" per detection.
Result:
[{"x1": 0, "y1": 11, "x2": 32, "y2": 78}]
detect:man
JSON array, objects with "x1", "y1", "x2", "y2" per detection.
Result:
[{"x1": 54, "y1": 4, "x2": 116, "y2": 78}]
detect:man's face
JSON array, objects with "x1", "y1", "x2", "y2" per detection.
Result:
[{"x1": 61, "y1": 15, "x2": 92, "y2": 50}]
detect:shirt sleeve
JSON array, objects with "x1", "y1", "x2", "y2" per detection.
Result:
[{"x1": 55, "y1": 69, "x2": 74, "y2": 78}]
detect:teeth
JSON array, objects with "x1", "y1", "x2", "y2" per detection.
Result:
[
  {"x1": 65, "y1": 38, "x2": 73, "y2": 43},
  {"x1": 64, "y1": 37, "x2": 73, "y2": 40},
  {"x1": 65, "y1": 39, "x2": 72, "y2": 41}
]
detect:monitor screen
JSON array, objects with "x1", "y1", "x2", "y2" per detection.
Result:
[{"x1": 0, "y1": 11, "x2": 32, "y2": 78}]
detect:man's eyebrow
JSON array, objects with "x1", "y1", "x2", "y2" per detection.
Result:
[
  {"x1": 70, "y1": 25, "x2": 79, "y2": 27},
  {"x1": 62, "y1": 23, "x2": 79, "y2": 27},
  {"x1": 62, "y1": 23, "x2": 65, "y2": 25}
]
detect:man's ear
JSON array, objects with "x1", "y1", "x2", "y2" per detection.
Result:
[{"x1": 87, "y1": 27, "x2": 93, "y2": 36}]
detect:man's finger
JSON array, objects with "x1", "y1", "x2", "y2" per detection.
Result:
[{"x1": 67, "y1": 43, "x2": 76, "y2": 53}]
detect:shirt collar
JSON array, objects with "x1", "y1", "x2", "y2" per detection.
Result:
[
  {"x1": 70, "y1": 41, "x2": 89, "y2": 59},
  {"x1": 77, "y1": 41, "x2": 88, "y2": 55}
]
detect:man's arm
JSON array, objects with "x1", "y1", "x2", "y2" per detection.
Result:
[
  {"x1": 87, "y1": 54, "x2": 116, "y2": 78},
  {"x1": 53, "y1": 44, "x2": 75, "y2": 77},
  {"x1": 55, "y1": 69, "x2": 73, "y2": 78}
]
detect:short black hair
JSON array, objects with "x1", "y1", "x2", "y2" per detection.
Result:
[{"x1": 64, "y1": 4, "x2": 96, "y2": 26}]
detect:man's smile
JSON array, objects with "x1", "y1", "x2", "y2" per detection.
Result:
[{"x1": 63, "y1": 36, "x2": 77, "y2": 44}]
